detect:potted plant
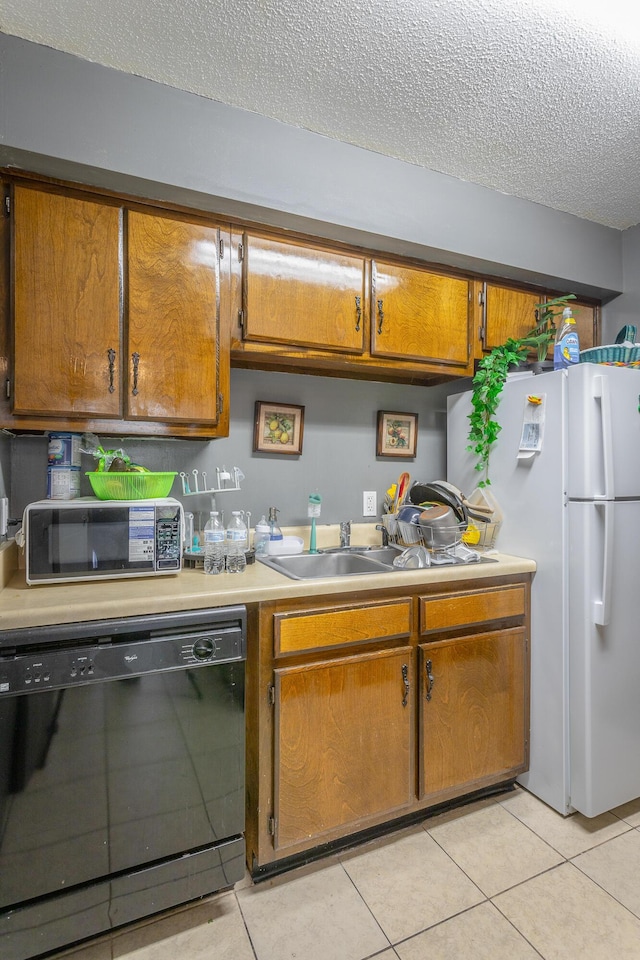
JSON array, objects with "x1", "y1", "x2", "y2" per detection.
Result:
[{"x1": 466, "y1": 293, "x2": 576, "y2": 487}]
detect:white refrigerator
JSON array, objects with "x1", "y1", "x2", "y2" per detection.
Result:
[{"x1": 447, "y1": 362, "x2": 640, "y2": 817}]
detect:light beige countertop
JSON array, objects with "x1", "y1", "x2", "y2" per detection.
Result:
[{"x1": 0, "y1": 529, "x2": 535, "y2": 631}]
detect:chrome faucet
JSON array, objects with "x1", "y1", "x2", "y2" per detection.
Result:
[
  {"x1": 376, "y1": 523, "x2": 389, "y2": 547},
  {"x1": 339, "y1": 520, "x2": 351, "y2": 547}
]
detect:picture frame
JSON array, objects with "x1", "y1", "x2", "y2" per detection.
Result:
[
  {"x1": 253, "y1": 401, "x2": 305, "y2": 455},
  {"x1": 376, "y1": 410, "x2": 418, "y2": 458}
]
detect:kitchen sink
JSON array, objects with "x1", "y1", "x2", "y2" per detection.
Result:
[
  {"x1": 258, "y1": 549, "x2": 398, "y2": 580},
  {"x1": 321, "y1": 545, "x2": 402, "y2": 564}
]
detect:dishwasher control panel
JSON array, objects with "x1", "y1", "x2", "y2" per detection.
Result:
[{"x1": 0, "y1": 626, "x2": 244, "y2": 695}]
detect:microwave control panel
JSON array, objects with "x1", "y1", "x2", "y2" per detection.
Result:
[{"x1": 155, "y1": 510, "x2": 182, "y2": 569}]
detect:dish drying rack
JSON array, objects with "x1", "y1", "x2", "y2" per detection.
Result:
[
  {"x1": 178, "y1": 466, "x2": 244, "y2": 499},
  {"x1": 381, "y1": 513, "x2": 501, "y2": 553}
]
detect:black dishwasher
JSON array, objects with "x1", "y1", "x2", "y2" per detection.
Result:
[{"x1": 0, "y1": 605, "x2": 246, "y2": 960}]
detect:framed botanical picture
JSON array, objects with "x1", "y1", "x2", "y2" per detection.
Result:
[
  {"x1": 253, "y1": 401, "x2": 305, "y2": 455},
  {"x1": 376, "y1": 410, "x2": 418, "y2": 458}
]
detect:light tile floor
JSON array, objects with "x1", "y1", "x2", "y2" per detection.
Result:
[{"x1": 49, "y1": 786, "x2": 640, "y2": 960}]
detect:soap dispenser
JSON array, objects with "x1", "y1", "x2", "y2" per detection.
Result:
[{"x1": 268, "y1": 506, "x2": 283, "y2": 542}]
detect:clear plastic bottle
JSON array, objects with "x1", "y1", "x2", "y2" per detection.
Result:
[
  {"x1": 226, "y1": 511, "x2": 248, "y2": 574},
  {"x1": 254, "y1": 515, "x2": 270, "y2": 556},
  {"x1": 203, "y1": 511, "x2": 225, "y2": 575},
  {"x1": 554, "y1": 306, "x2": 580, "y2": 370}
]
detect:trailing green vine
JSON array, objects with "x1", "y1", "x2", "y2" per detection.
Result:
[{"x1": 467, "y1": 293, "x2": 576, "y2": 487}]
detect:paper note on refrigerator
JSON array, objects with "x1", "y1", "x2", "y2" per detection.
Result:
[{"x1": 517, "y1": 393, "x2": 546, "y2": 459}]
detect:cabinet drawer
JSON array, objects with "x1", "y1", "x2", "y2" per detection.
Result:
[
  {"x1": 274, "y1": 599, "x2": 412, "y2": 656},
  {"x1": 420, "y1": 585, "x2": 526, "y2": 635}
]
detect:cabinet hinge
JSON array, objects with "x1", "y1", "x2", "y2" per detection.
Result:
[
  {"x1": 5, "y1": 379, "x2": 10, "y2": 400},
  {"x1": 218, "y1": 393, "x2": 224, "y2": 415},
  {"x1": 268, "y1": 815, "x2": 276, "y2": 836},
  {"x1": 219, "y1": 238, "x2": 225, "y2": 259},
  {"x1": 3, "y1": 194, "x2": 9, "y2": 217},
  {"x1": 268, "y1": 684, "x2": 275, "y2": 706},
  {"x1": 237, "y1": 241, "x2": 244, "y2": 262},
  {"x1": 238, "y1": 309, "x2": 245, "y2": 332}
]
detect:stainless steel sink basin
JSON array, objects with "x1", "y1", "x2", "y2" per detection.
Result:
[
  {"x1": 320, "y1": 545, "x2": 401, "y2": 564},
  {"x1": 258, "y1": 549, "x2": 397, "y2": 580}
]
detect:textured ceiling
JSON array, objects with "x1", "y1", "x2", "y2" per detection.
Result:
[{"x1": 2, "y1": 0, "x2": 640, "y2": 229}]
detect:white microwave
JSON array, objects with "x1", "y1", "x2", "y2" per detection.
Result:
[{"x1": 23, "y1": 497, "x2": 184, "y2": 585}]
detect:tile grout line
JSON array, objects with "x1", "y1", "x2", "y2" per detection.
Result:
[
  {"x1": 335, "y1": 857, "x2": 395, "y2": 958},
  {"x1": 234, "y1": 889, "x2": 260, "y2": 960}
]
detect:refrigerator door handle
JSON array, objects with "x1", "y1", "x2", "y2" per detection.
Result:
[
  {"x1": 593, "y1": 374, "x2": 614, "y2": 499},
  {"x1": 592, "y1": 501, "x2": 613, "y2": 626}
]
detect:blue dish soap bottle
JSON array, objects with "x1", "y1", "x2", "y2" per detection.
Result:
[{"x1": 554, "y1": 306, "x2": 580, "y2": 370}]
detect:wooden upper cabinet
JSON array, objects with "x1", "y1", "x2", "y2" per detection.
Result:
[
  {"x1": 483, "y1": 284, "x2": 540, "y2": 353},
  {"x1": 570, "y1": 301, "x2": 597, "y2": 351},
  {"x1": 6, "y1": 181, "x2": 228, "y2": 437},
  {"x1": 242, "y1": 233, "x2": 367, "y2": 353},
  {"x1": 12, "y1": 184, "x2": 122, "y2": 417},
  {"x1": 371, "y1": 260, "x2": 472, "y2": 372},
  {"x1": 482, "y1": 283, "x2": 598, "y2": 355},
  {"x1": 126, "y1": 210, "x2": 220, "y2": 425}
]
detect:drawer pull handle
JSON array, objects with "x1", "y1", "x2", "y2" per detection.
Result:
[
  {"x1": 355, "y1": 296, "x2": 362, "y2": 332},
  {"x1": 425, "y1": 659, "x2": 434, "y2": 701},
  {"x1": 401, "y1": 663, "x2": 409, "y2": 707},
  {"x1": 377, "y1": 299, "x2": 384, "y2": 335},
  {"x1": 107, "y1": 347, "x2": 116, "y2": 394}
]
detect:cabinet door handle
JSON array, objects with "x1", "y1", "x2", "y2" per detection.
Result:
[
  {"x1": 377, "y1": 299, "x2": 384, "y2": 335},
  {"x1": 425, "y1": 659, "x2": 434, "y2": 701},
  {"x1": 355, "y1": 296, "x2": 362, "y2": 332},
  {"x1": 107, "y1": 348, "x2": 116, "y2": 394},
  {"x1": 401, "y1": 663, "x2": 409, "y2": 707},
  {"x1": 131, "y1": 352, "x2": 140, "y2": 396}
]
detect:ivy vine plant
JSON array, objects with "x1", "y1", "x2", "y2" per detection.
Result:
[{"x1": 467, "y1": 293, "x2": 576, "y2": 487}]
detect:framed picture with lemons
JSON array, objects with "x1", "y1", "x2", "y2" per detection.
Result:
[
  {"x1": 377, "y1": 410, "x2": 418, "y2": 458},
  {"x1": 254, "y1": 401, "x2": 305, "y2": 455}
]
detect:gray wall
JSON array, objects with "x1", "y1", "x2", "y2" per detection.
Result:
[
  {"x1": 10, "y1": 369, "x2": 456, "y2": 533},
  {"x1": 0, "y1": 33, "x2": 622, "y2": 302},
  {"x1": 602, "y1": 225, "x2": 640, "y2": 341}
]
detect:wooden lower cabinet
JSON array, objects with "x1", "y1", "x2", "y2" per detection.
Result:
[
  {"x1": 419, "y1": 628, "x2": 528, "y2": 801},
  {"x1": 246, "y1": 576, "x2": 531, "y2": 875},
  {"x1": 274, "y1": 648, "x2": 414, "y2": 851}
]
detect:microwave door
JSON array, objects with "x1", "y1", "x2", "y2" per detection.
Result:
[
  {"x1": 51, "y1": 515, "x2": 92, "y2": 571},
  {"x1": 90, "y1": 508, "x2": 155, "y2": 573}
]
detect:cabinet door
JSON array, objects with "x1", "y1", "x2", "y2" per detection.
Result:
[
  {"x1": 371, "y1": 260, "x2": 472, "y2": 371},
  {"x1": 483, "y1": 284, "x2": 597, "y2": 354},
  {"x1": 12, "y1": 185, "x2": 122, "y2": 417},
  {"x1": 571, "y1": 301, "x2": 597, "y2": 351},
  {"x1": 419, "y1": 628, "x2": 527, "y2": 800},
  {"x1": 483, "y1": 284, "x2": 540, "y2": 353},
  {"x1": 242, "y1": 234, "x2": 366, "y2": 353},
  {"x1": 127, "y1": 210, "x2": 221, "y2": 424},
  {"x1": 274, "y1": 647, "x2": 413, "y2": 851}
]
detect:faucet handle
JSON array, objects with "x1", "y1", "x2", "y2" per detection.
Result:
[{"x1": 339, "y1": 520, "x2": 351, "y2": 546}]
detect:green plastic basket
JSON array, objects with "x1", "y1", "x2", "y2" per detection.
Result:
[{"x1": 86, "y1": 471, "x2": 177, "y2": 501}]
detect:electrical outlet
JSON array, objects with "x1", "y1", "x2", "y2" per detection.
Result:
[
  {"x1": 0, "y1": 497, "x2": 8, "y2": 538},
  {"x1": 363, "y1": 491, "x2": 377, "y2": 517}
]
